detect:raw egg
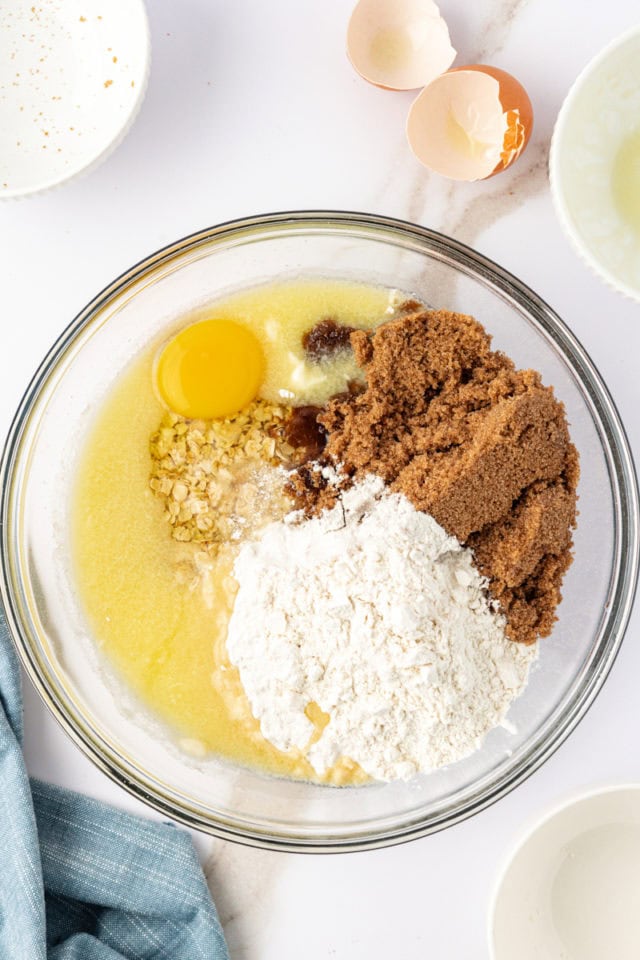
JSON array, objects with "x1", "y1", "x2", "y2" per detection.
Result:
[
  {"x1": 347, "y1": 0, "x2": 456, "y2": 91},
  {"x1": 406, "y1": 64, "x2": 533, "y2": 180},
  {"x1": 155, "y1": 319, "x2": 264, "y2": 419}
]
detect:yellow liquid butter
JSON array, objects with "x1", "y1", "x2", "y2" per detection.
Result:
[
  {"x1": 612, "y1": 127, "x2": 640, "y2": 234},
  {"x1": 72, "y1": 279, "x2": 396, "y2": 784}
]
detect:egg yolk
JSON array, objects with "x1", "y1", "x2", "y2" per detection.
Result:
[{"x1": 155, "y1": 319, "x2": 264, "y2": 419}]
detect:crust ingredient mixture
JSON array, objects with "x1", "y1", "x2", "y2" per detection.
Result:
[
  {"x1": 73, "y1": 279, "x2": 400, "y2": 786},
  {"x1": 289, "y1": 308, "x2": 579, "y2": 644},
  {"x1": 74, "y1": 281, "x2": 579, "y2": 788}
]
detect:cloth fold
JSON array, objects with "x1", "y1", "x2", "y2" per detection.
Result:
[{"x1": 0, "y1": 605, "x2": 229, "y2": 960}]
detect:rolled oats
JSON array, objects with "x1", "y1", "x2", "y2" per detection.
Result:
[{"x1": 149, "y1": 399, "x2": 297, "y2": 550}]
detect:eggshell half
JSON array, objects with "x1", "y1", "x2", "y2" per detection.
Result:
[
  {"x1": 347, "y1": 0, "x2": 456, "y2": 91},
  {"x1": 406, "y1": 65, "x2": 533, "y2": 180},
  {"x1": 460, "y1": 65, "x2": 533, "y2": 174}
]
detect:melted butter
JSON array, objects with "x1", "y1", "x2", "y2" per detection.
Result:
[
  {"x1": 612, "y1": 127, "x2": 640, "y2": 234},
  {"x1": 185, "y1": 278, "x2": 399, "y2": 406},
  {"x1": 72, "y1": 278, "x2": 395, "y2": 784},
  {"x1": 305, "y1": 700, "x2": 331, "y2": 746}
]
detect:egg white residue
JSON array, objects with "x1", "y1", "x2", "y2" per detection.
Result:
[{"x1": 347, "y1": 0, "x2": 456, "y2": 91}]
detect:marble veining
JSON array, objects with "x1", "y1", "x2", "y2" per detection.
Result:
[
  {"x1": 472, "y1": 0, "x2": 531, "y2": 59},
  {"x1": 8, "y1": 1, "x2": 640, "y2": 959},
  {"x1": 205, "y1": 841, "x2": 282, "y2": 958}
]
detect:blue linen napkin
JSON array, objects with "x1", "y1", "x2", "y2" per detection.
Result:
[{"x1": 0, "y1": 605, "x2": 229, "y2": 960}]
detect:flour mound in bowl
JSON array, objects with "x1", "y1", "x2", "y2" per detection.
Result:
[{"x1": 226, "y1": 476, "x2": 536, "y2": 782}]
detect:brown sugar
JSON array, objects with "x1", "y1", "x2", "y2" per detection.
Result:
[
  {"x1": 288, "y1": 308, "x2": 579, "y2": 644},
  {"x1": 397, "y1": 387, "x2": 571, "y2": 541}
]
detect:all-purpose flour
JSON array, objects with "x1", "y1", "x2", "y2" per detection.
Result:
[{"x1": 226, "y1": 476, "x2": 537, "y2": 782}]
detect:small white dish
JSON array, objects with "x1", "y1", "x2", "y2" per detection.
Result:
[
  {"x1": 489, "y1": 784, "x2": 640, "y2": 960},
  {"x1": 550, "y1": 25, "x2": 640, "y2": 301},
  {"x1": 0, "y1": 0, "x2": 150, "y2": 199}
]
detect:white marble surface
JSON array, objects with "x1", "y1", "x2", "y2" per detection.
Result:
[{"x1": 1, "y1": 1, "x2": 639, "y2": 957}]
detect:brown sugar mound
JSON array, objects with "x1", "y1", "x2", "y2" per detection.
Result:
[{"x1": 288, "y1": 309, "x2": 579, "y2": 644}]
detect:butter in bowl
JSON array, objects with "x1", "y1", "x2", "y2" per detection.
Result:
[{"x1": 550, "y1": 25, "x2": 640, "y2": 301}]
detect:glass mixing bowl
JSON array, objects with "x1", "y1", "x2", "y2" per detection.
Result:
[{"x1": 1, "y1": 212, "x2": 638, "y2": 852}]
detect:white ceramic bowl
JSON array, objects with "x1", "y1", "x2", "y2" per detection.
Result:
[
  {"x1": 489, "y1": 784, "x2": 640, "y2": 959},
  {"x1": 0, "y1": 0, "x2": 150, "y2": 199},
  {"x1": 550, "y1": 25, "x2": 640, "y2": 301}
]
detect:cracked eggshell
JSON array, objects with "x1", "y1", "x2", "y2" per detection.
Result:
[
  {"x1": 406, "y1": 64, "x2": 533, "y2": 180},
  {"x1": 347, "y1": 0, "x2": 456, "y2": 91}
]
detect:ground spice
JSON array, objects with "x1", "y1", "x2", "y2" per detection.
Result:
[
  {"x1": 288, "y1": 308, "x2": 579, "y2": 644},
  {"x1": 302, "y1": 317, "x2": 356, "y2": 362},
  {"x1": 282, "y1": 405, "x2": 327, "y2": 460}
]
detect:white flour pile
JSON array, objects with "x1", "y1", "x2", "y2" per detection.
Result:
[{"x1": 225, "y1": 476, "x2": 537, "y2": 782}]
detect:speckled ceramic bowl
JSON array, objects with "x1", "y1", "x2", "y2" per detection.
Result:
[
  {"x1": 1, "y1": 212, "x2": 638, "y2": 850},
  {"x1": 0, "y1": 0, "x2": 150, "y2": 199}
]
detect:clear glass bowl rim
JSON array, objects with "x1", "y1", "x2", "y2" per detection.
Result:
[{"x1": 1, "y1": 210, "x2": 638, "y2": 853}]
